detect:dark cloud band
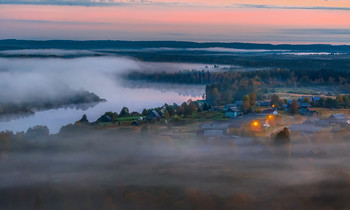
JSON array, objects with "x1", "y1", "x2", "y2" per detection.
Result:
[{"x1": 236, "y1": 4, "x2": 350, "y2": 11}]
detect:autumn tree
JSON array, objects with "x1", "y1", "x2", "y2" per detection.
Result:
[
  {"x1": 273, "y1": 127, "x2": 291, "y2": 157},
  {"x1": 344, "y1": 95, "x2": 350, "y2": 108},
  {"x1": 242, "y1": 95, "x2": 250, "y2": 112},
  {"x1": 337, "y1": 95, "x2": 344, "y2": 104},
  {"x1": 206, "y1": 87, "x2": 221, "y2": 105},
  {"x1": 274, "y1": 127, "x2": 291, "y2": 145},
  {"x1": 289, "y1": 100, "x2": 299, "y2": 115},
  {"x1": 188, "y1": 100, "x2": 198, "y2": 113},
  {"x1": 164, "y1": 110, "x2": 170, "y2": 119},
  {"x1": 303, "y1": 97, "x2": 311, "y2": 103},
  {"x1": 249, "y1": 92, "x2": 256, "y2": 107},
  {"x1": 166, "y1": 105, "x2": 175, "y2": 116},
  {"x1": 270, "y1": 94, "x2": 280, "y2": 107}
]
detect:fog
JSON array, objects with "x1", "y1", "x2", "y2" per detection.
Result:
[
  {"x1": 1, "y1": 127, "x2": 350, "y2": 209},
  {"x1": 0, "y1": 49, "x2": 98, "y2": 56},
  {"x1": 99, "y1": 47, "x2": 288, "y2": 54},
  {"x1": 0, "y1": 56, "x2": 139, "y2": 103},
  {"x1": 0, "y1": 56, "x2": 205, "y2": 133},
  {"x1": 0, "y1": 56, "x2": 210, "y2": 104}
]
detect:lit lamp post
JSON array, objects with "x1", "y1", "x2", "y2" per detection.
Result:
[{"x1": 251, "y1": 120, "x2": 261, "y2": 131}]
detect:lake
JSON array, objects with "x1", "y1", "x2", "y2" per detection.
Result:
[{"x1": 0, "y1": 56, "x2": 206, "y2": 133}]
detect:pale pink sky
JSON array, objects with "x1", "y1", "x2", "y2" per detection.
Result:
[{"x1": 0, "y1": 1, "x2": 349, "y2": 43}]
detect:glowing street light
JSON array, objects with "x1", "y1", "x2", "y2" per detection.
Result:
[{"x1": 252, "y1": 120, "x2": 260, "y2": 127}]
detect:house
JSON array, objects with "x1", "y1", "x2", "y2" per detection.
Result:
[
  {"x1": 303, "y1": 118, "x2": 329, "y2": 127},
  {"x1": 313, "y1": 97, "x2": 321, "y2": 102},
  {"x1": 225, "y1": 107, "x2": 242, "y2": 118},
  {"x1": 299, "y1": 102, "x2": 311, "y2": 109},
  {"x1": 197, "y1": 122, "x2": 230, "y2": 138},
  {"x1": 305, "y1": 110, "x2": 318, "y2": 117},
  {"x1": 300, "y1": 96, "x2": 321, "y2": 103},
  {"x1": 328, "y1": 114, "x2": 349, "y2": 125},
  {"x1": 316, "y1": 120, "x2": 330, "y2": 127},
  {"x1": 288, "y1": 124, "x2": 322, "y2": 135},
  {"x1": 223, "y1": 104, "x2": 237, "y2": 111},
  {"x1": 256, "y1": 101, "x2": 270, "y2": 107},
  {"x1": 146, "y1": 110, "x2": 161, "y2": 122},
  {"x1": 234, "y1": 101, "x2": 243, "y2": 108},
  {"x1": 225, "y1": 104, "x2": 236, "y2": 108},
  {"x1": 263, "y1": 108, "x2": 278, "y2": 115},
  {"x1": 316, "y1": 120, "x2": 329, "y2": 128},
  {"x1": 282, "y1": 104, "x2": 288, "y2": 111},
  {"x1": 303, "y1": 118, "x2": 317, "y2": 125},
  {"x1": 297, "y1": 101, "x2": 316, "y2": 116},
  {"x1": 299, "y1": 108, "x2": 317, "y2": 117}
]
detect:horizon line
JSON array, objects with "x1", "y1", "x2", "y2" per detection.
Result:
[{"x1": 1, "y1": 39, "x2": 350, "y2": 47}]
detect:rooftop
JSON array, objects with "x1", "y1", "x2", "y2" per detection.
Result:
[{"x1": 329, "y1": 113, "x2": 348, "y2": 120}]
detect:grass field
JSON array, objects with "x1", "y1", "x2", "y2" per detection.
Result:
[
  {"x1": 190, "y1": 111, "x2": 225, "y2": 122},
  {"x1": 118, "y1": 116, "x2": 142, "y2": 121},
  {"x1": 272, "y1": 87, "x2": 339, "y2": 99},
  {"x1": 312, "y1": 108, "x2": 350, "y2": 118}
]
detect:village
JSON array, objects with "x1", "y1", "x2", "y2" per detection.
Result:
[
  {"x1": 88, "y1": 94, "x2": 350, "y2": 150},
  {"x1": 196, "y1": 95, "x2": 350, "y2": 141}
]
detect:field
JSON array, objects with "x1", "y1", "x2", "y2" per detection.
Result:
[{"x1": 312, "y1": 108, "x2": 350, "y2": 118}]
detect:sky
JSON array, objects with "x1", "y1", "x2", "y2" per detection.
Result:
[{"x1": 0, "y1": 0, "x2": 349, "y2": 43}]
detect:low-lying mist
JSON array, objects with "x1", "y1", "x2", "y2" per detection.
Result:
[
  {"x1": 0, "y1": 56, "x2": 207, "y2": 133},
  {"x1": 0, "y1": 56, "x2": 209, "y2": 104},
  {"x1": 0, "y1": 57, "x2": 138, "y2": 103},
  {"x1": 1, "y1": 126, "x2": 350, "y2": 209}
]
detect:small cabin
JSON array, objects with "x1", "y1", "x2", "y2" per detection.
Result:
[
  {"x1": 225, "y1": 107, "x2": 242, "y2": 118},
  {"x1": 329, "y1": 114, "x2": 349, "y2": 125},
  {"x1": 146, "y1": 110, "x2": 161, "y2": 122}
]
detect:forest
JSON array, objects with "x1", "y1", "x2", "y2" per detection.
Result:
[{"x1": 126, "y1": 68, "x2": 350, "y2": 105}]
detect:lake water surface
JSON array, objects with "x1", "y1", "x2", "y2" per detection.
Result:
[{"x1": 0, "y1": 56, "x2": 206, "y2": 133}]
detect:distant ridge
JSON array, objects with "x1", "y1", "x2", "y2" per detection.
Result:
[{"x1": 1, "y1": 40, "x2": 350, "y2": 52}]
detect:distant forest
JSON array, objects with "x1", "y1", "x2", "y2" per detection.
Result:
[
  {"x1": 126, "y1": 68, "x2": 350, "y2": 105},
  {"x1": 2, "y1": 40, "x2": 350, "y2": 71},
  {"x1": 1, "y1": 39, "x2": 350, "y2": 51}
]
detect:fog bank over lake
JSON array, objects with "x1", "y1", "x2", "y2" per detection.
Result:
[{"x1": 0, "y1": 56, "x2": 205, "y2": 133}]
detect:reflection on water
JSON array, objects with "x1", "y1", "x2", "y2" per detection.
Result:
[
  {"x1": 123, "y1": 81, "x2": 205, "y2": 98},
  {"x1": 0, "y1": 113, "x2": 34, "y2": 123},
  {"x1": 0, "y1": 56, "x2": 205, "y2": 134},
  {"x1": 0, "y1": 102, "x2": 101, "y2": 123},
  {"x1": 0, "y1": 82, "x2": 204, "y2": 134}
]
